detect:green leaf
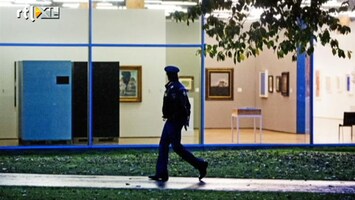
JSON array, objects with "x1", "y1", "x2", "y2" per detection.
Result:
[{"x1": 178, "y1": 0, "x2": 352, "y2": 63}]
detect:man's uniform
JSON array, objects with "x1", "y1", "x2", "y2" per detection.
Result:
[{"x1": 150, "y1": 66, "x2": 208, "y2": 182}]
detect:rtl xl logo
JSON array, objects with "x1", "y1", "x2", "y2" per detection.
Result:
[{"x1": 17, "y1": 6, "x2": 60, "y2": 22}]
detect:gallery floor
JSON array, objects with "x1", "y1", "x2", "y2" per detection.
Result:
[
  {"x1": 119, "y1": 127, "x2": 354, "y2": 145},
  {"x1": 0, "y1": 129, "x2": 312, "y2": 146},
  {"x1": 118, "y1": 117, "x2": 355, "y2": 145},
  {"x1": 1, "y1": 117, "x2": 354, "y2": 146},
  {"x1": 118, "y1": 129, "x2": 311, "y2": 145},
  {"x1": 87, "y1": 117, "x2": 352, "y2": 145}
]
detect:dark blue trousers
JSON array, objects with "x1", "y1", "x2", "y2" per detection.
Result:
[{"x1": 155, "y1": 120, "x2": 204, "y2": 177}]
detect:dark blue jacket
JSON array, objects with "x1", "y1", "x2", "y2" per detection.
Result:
[{"x1": 162, "y1": 81, "x2": 191, "y2": 124}]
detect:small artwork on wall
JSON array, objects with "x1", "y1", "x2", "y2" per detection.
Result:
[
  {"x1": 259, "y1": 70, "x2": 268, "y2": 98},
  {"x1": 315, "y1": 70, "x2": 321, "y2": 98},
  {"x1": 120, "y1": 65, "x2": 142, "y2": 102},
  {"x1": 346, "y1": 74, "x2": 352, "y2": 93},
  {"x1": 179, "y1": 76, "x2": 194, "y2": 91},
  {"x1": 206, "y1": 68, "x2": 234, "y2": 100},
  {"x1": 275, "y1": 76, "x2": 281, "y2": 92},
  {"x1": 281, "y1": 72, "x2": 289, "y2": 96},
  {"x1": 268, "y1": 75, "x2": 274, "y2": 93}
]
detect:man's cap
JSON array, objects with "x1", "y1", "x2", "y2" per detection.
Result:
[{"x1": 164, "y1": 65, "x2": 180, "y2": 73}]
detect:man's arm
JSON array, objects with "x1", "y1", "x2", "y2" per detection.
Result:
[{"x1": 178, "y1": 88, "x2": 191, "y2": 130}]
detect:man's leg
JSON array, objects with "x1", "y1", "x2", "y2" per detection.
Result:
[
  {"x1": 150, "y1": 122, "x2": 170, "y2": 181},
  {"x1": 170, "y1": 122, "x2": 208, "y2": 180}
]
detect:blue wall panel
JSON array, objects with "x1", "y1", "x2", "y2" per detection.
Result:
[{"x1": 20, "y1": 61, "x2": 72, "y2": 141}]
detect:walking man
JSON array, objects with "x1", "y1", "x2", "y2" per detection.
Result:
[{"x1": 149, "y1": 65, "x2": 208, "y2": 182}]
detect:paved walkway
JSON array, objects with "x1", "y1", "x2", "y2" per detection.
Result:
[{"x1": 0, "y1": 173, "x2": 354, "y2": 194}]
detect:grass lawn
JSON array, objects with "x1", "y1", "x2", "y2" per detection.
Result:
[
  {"x1": 1, "y1": 187, "x2": 355, "y2": 200},
  {"x1": 0, "y1": 147, "x2": 354, "y2": 199}
]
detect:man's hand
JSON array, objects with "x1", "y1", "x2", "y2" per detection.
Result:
[{"x1": 184, "y1": 116, "x2": 190, "y2": 131}]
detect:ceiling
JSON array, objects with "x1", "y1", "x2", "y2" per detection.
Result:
[
  {"x1": 0, "y1": 0, "x2": 354, "y2": 18},
  {"x1": 0, "y1": 0, "x2": 198, "y2": 14}
]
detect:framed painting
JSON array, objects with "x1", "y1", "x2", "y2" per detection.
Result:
[
  {"x1": 119, "y1": 65, "x2": 142, "y2": 102},
  {"x1": 259, "y1": 70, "x2": 268, "y2": 98},
  {"x1": 179, "y1": 76, "x2": 194, "y2": 91},
  {"x1": 281, "y1": 72, "x2": 289, "y2": 96},
  {"x1": 325, "y1": 76, "x2": 332, "y2": 94},
  {"x1": 206, "y1": 68, "x2": 234, "y2": 100},
  {"x1": 275, "y1": 76, "x2": 281, "y2": 92},
  {"x1": 268, "y1": 75, "x2": 274, "y2": 93}
]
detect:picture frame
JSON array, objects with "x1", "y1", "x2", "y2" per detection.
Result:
[
  {"x1": 259, "y1": 70, "x2": 268, "y2": 98},
  {"x1": 179, "y1": 76, "x2": 194, "y2": 91},
  {"x1": 275, "y1": 76, "x2": 281, "y2": 92},
  {"x1": 206, "y1": 68, "x2": 234, "y2": 100},
  {"x1": 119, "y1": 65, "x2": 142, "y2": 102},
  {"x1": 325, "y1": 76, "x2": 332, "y2": 94},
  {"x1": 315, "y1": 70, "x2": 321, "y2": 97},
  {"x1": 268, "y1": 75, "x2": 274, "y2": 93},
  {"x1": 281, "y1": 72, "x2": 289, "y2": 96}
]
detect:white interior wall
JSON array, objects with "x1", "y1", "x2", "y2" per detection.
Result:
[
  {"x1": 255, "y1": 51, "x2": 297, "y2": 133},
  {"x1": 0, "y1": 8, "x2": 88, "y2": 43},
  {"x1": 314, "y1": 22, "x2": 355, "y2": 118},
  {"x1": 205, "y1": 50, "x2": 257, "y2": 128},
  {"x1": 313, "y1": 21, "x2": 355, "y2": 143},
  {"x1": 93, "y1": 10, "x2": 165, "y2": 44},
  {"x1": 166, "y1": 20, "x2": 202, "y2": 129},
  {"x1": 94, "y1": 47, "x2": 166, "y2": 137},
  {"x1": 92, "y1": 10, "x2": 167, "y2": 137},
  {"x1": 205, "y1": 34, "x2": 297, "y2": 133}
]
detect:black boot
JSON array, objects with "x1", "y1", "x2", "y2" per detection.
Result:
[
  {"x1": 198, "y1": 161, "x2": 208, "y2": 180},
  {"x1": 148, "y1": 175, "x2": 169, "y2": 182}
]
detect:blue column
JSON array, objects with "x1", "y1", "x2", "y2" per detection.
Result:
[
  {"x1": 297, "y1": 51, "x2": 306, "y2": 134},
  {"x1": 88, "y1": 0, "x2": 93, "y2": 146},
  {"x1": 200, "y1": 15, "x2": 206, "y2": 145}
]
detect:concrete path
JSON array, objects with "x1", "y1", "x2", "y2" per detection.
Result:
[{"x1": 0, "y1": 173, "x2": 354, "y2": 194}]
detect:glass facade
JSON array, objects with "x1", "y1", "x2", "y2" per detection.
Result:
[{"x1": 0, "y1": 0, "x2": 354, "y2": 149}]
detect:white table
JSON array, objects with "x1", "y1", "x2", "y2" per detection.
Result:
[{"x1": 231, "y1": 108, "x2": 263, "y2": 143}]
